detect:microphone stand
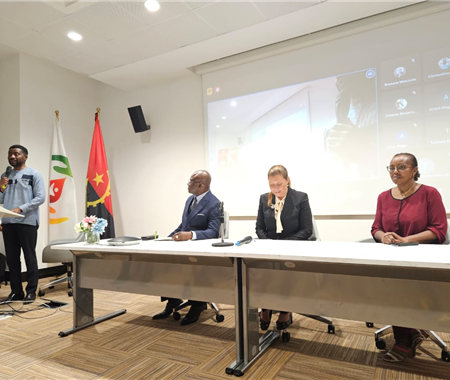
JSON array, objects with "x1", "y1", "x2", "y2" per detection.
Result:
[{"x1": 212, "y1": 202, "x2": 233, "y2": 247}]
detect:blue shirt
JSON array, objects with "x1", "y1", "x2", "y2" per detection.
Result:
[{"x1": 0, "y1": 167, "x2": 46, "y2": 226}]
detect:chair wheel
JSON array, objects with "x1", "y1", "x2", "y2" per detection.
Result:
[
  {"x1": 282, "y1": 332, "x2": 290, "y2": 342},
  {"x1": 173, "y1": 311, "x2": 181, "y2": 321},
  {"x1": 366, "y1": 322, "x2": 374, "y2": 328},
  {"x1": 375, "y1": 338, "x2": 386, "y2": 350},
  {"x1": 38, "y1": 290, "x2": 45, "y2": 297},
  {"x1": 328, "y1": 325, "x2": 335, "y2": 334},
  {"x1": 68, "y1": 290, "x2": 73, "y2": 297},
  {"x1": 441, "y1": 350, "x2": 450, "y2": 362},
  {"x1": 216, "y1": 314, "x2": 224, "y2": 322}
]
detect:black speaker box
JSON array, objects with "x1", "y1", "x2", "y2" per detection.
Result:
[{"x1": 128, "y1": 105, "x2": 150, "y2": 133}]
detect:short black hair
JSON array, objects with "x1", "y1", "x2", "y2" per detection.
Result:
[{"x1": 9, "y1": 144, "x2": 28, "y2": 156}]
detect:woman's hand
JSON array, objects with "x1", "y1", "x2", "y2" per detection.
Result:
[{"x1": 381, "y1": 232, "x2": 407, "y2": 244}]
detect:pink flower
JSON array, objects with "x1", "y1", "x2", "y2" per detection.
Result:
[{"x1": 82, "y1": 216, "x2": 97, "y2": 225}]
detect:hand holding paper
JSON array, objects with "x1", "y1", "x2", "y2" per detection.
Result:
[{"x1": 0, "y1": 205, "x2": 24, "y2": 218}]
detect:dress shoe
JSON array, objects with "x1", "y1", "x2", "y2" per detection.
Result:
[
  {"x1": 4, "y1": 292, "x2": 25, "y2": 302},
  {"x1": 24, "y1": 293, "x2": 36, "y2": 304},
  {"x1": 276, "y1": 312, "x2": 292, "y2": 331},
  {"x1": 180, "y1": 304, "x2": 204, "y2": 326},
  {"x1": 153, "y1": 300, "x2": 183, "y2": 320},
  {"x1": 260, "y1": 309, "x2": 272, "y2": 331}
]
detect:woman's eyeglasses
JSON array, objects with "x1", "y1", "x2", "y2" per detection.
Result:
[{"x1": 386, "y1": 164, "x2": 411, "y2": 173}]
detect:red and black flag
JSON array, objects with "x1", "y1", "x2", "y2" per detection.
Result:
[{"x1": 86, "y1": 112, "x2": 115, "y2": 238}]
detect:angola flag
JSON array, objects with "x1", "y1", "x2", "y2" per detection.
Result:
[{"x1": 86, "y1": 112, "x2": 115, "y2": 238}]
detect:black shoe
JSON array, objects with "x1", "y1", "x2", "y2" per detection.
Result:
[
  {"x1": 3, "y1": 292, "x2": 25, "y2": 302},
  {"x1": 180, "y1": 303, "x2": 205, "y2": 326},
  {"x1": 260, "y1": 309, "x2": 272, "y2": 331},
  {"x1": 24, "y1": 293, "x2": 36, "y2": 304},
  {"x1": 153, "y1": 300, "x2": 183, "y2": 320},
  {"x1": 276, "y1": 312, "x2": 292, "y2": 331}
]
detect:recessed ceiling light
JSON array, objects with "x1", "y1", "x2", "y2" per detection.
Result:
[
  {"x1": 144, "y1": 0, "x2": 160, "y2": 12},
  {"x1": 68, "y1": 32, "x2": 82, "y2": 41}
]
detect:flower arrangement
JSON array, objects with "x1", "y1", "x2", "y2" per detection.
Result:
[{"x1": 74, "y1": 216, "x2": 108, "y2": 244}]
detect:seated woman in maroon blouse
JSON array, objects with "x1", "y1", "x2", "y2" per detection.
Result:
[{"x1": 371, "y1": 152, "x2": 447, "y2": 362}]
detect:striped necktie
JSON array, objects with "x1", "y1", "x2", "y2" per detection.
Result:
[{"x1": 189, "y1": 197, "x2": 197, "y2": 214}]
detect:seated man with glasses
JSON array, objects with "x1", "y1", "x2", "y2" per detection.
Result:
[
  {"x1": 152, "y1": 170, "x2": 221, "y2": 325},
  {"x1": 371, "y1": 152, "x2": 447, "y2": 362}
]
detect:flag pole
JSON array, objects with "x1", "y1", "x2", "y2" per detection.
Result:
[
  {"x1": 96, "y1": 108, "x2": 100, "y2": 120},
  {"x1": 55, "y1": 110, "x2": 59, "y2": 121}
]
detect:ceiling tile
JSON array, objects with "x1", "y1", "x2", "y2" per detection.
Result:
[
  {"x1": 0, "y1": 1, "x2": 66, "y2": 30},
  {"x1": 55, "y1": 51, "x2": 116, "y2": 76},
  {"x1": 7, "y1": 31, "x2": 77, "y2": 61},
  {"x1": 38, "y1": 16, "x2": 110, "y2": 51},
  {"x1": 71, "y1": 1, "x2": 149, "y2": 39},
  {"x1": 195, "y1": 1, "x2": 265, "y2": 35},
  {"x1": 0, "y1": 17, "x2": 34, "y2": 44},
  {"x1": 152, "y1": 12, "x2": 218, "y2": 48},
  {"x1": 113, "y1": 27, "x2": 179, "y2": 60},
  {"x1": 116, "y1": 0, "x2": 191, "y2": 27},
  {"x1": 83, "y1": 40, "x2": 145, "y2": 68},
  {"x1": 181, "y1": 1, "x2": 218, "y2": 11},
  {"x1": 254, "y1": 1, "x2": 319, "y2": 20}
]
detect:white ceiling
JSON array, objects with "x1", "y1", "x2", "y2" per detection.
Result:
[{"x1": 0, "y1": 0, "x2": 424, "y2": 91}]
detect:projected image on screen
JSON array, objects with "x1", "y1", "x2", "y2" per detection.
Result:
[
  {"x1": 207, "y1": 69, "x2": 378, "y2": 215},
  {"x1": 208, "y1": 68, "x2": 378, "y2": 190}
]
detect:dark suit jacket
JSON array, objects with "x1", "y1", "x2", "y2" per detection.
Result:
[
  {"x1": 256, "y1": 187, "x2": 312, "y2": 240},
  {"x1": 169, "y1": 191, "x2": 221, "y2": 240}
]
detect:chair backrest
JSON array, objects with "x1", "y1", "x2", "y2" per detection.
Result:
[
  {"x1": 42, "y1": 233, "x2": 85, "y2": 264},
  {"x1": 308, "y1": 215, "x2": 320, "y2": 242},
  {"x1": 223, "y1": 211, "x2": 230, "y2": 239}
]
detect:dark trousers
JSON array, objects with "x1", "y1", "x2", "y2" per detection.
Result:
[
  {"x1": 2, "y1": 224, "x2": 39, "y2": 295},
  {"x1": 163, "y1": 297, "x2": 205, "y2": 310}
]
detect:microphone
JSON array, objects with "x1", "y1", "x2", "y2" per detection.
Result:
[
  {"x1": 1, "y1": 166, "x2": 12, "y2": 190},
  {"x1": 235, "y1": 236, "x2": 252, "y2": 246},
  {"x1": 212, "y1": 202, "x2": 234, "y2": 247}
]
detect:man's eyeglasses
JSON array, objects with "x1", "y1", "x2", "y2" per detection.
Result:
[
  {"x1": 386, "y1": 164, "x2": 411, "y2": 173},
  {"x1": 188, "y1": 180, "x2": 202, "y2": 185}
]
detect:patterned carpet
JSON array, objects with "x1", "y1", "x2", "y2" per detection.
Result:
[{"x1": 0, "y1": 280, "x2": 448, "y2": 380}]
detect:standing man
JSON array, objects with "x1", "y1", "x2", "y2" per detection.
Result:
[
  {"x1": 153, "y1": 170, "x2": 221, "y2": 325},
  {"x1": 0, "y1": 145, "x2": 46, "y2": 303}
]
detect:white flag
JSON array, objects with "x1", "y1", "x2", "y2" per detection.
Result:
[{"x1": 48, "y1": 114, "x2": 78, "y2": 241}]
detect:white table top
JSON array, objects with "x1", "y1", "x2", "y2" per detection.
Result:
[{"x1": 53, "y1": 239, "x2": 450, "y2": 270}]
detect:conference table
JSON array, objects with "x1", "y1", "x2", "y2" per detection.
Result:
[{"x1": 54, "y1": 239, "x2": 450, "y2": 376}]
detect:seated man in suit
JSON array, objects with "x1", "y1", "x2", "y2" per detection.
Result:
[{"x1": 153, "y1": 170, "x2": 221, "y2": 325}]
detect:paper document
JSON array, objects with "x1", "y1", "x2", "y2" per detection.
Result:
[{"x1": 0, "y1": 205, "x2": 24, "y2": 218}]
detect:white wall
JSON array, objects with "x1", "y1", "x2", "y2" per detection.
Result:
[
  {"x1": 0, "y1": 54, "x2": 20, "y2": 255},
  {"x1": 0, "y1": 54, "x2": 20, "y2": 159},
  {"x1": 99, "y1": 74, "x2": 206, "y2": 238}
]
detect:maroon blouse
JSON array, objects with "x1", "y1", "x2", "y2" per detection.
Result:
[{"x1": 371, "y1": 184, "x2": 447, "y2": 243}]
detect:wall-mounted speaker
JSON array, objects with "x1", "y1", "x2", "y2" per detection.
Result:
[{"x1": 128, "y1": 105, "x2": 150, "y2": 133}]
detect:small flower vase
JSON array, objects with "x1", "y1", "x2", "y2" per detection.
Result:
[{"x1": 85, "y1": 230, "x2": 100, "y2": 244}]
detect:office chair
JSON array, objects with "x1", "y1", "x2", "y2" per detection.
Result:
[
  {"x1": 361, "y1": 228, "x2": 450, "y2": 362},
  {"x1": 279, "y1": 215, "x2": 335, "y2": 342},
  {"x1": 172, "y1": 211, "x2": 229, "y2": 323},
  {"x1": 38, "y1": 233, "x2": 85, "y2": 297}
]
